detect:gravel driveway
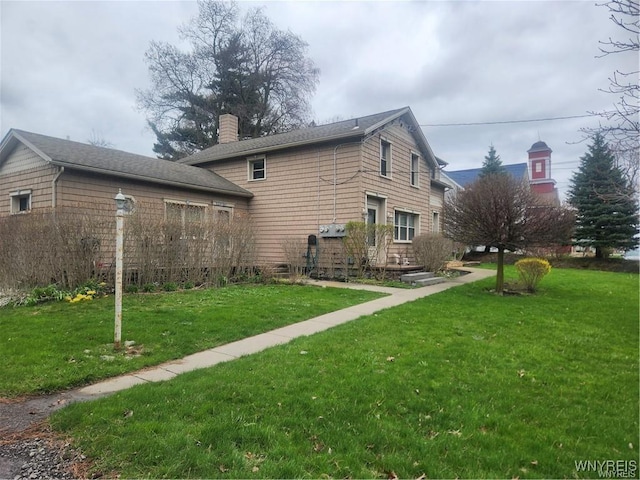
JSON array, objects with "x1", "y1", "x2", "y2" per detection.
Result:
[{"x1": 0, "y1": 392, "x2": 104, "y2": 479}]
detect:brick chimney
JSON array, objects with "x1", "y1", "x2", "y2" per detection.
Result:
[{"x1": 218, "y1": 114, "x2": 239, "y2": 144}]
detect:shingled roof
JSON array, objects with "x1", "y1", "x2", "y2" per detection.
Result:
[
  {"x1": 0, "y1": 129, "x2": 252, "y2": 198},
  {"x1": 445, "y1": 163, "x2": 529, "y2": 188},
  {"x1": 179, "y1": 106, "x2": 442, "y2": 167}
]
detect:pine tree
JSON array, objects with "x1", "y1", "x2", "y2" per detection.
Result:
[
  {"x1": 568, "y1": 133, "x2": 639, "y2": 257},
  {"x1": 478, "y1": 145, "x2": 506, "y2": 178}
]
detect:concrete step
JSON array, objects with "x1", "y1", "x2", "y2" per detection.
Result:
[
  {"x1": 400, "y1": 271, "x2": 435, "y2": 283},
  {"x1": 415, "y1": 276, "x2": 447, "y2": 287}
]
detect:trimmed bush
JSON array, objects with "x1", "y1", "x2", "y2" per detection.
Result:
[
  {"x1": 515, "y1": 257, "x2": 551, "y2": 292},
  {"x1": 412, "y1": 234, "x2": 454, "y2": 272}
]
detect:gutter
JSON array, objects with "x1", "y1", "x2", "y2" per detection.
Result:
[{"x1": 51, "y1": 166, "x2": 65, "y2": 208}]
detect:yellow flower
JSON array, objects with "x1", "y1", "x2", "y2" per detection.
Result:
[{"x1": 86, "y1": 290, "x2": 96, "y2": 295}]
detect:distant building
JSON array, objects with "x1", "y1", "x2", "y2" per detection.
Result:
[
  {"x1": 527, "y1": 140, "x2": 560, "y2": 205},
  {"x1": 443, "y1": 140, "x2": 560, "y2": 205}
]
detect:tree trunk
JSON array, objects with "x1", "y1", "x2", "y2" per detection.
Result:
[
  {"x1": 595, "y1": 246, "x2": 604, "y2": 258},
  {"x1": 496, "y1": 248, "x2": 505, "y2": 294}
]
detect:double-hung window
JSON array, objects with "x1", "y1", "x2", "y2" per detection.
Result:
[
  {"x1": 248, "y1": 156, "x2": 266, "y2": 181},
  {"x1": 394, "y1": 210, "x2": 418, "y2": 242},
  {"x1": 410, "y1": 153, "x2": 419, "y2": 187},
  {"x1": 380, "y1": 139, "x2": 391, "y2": 178}
]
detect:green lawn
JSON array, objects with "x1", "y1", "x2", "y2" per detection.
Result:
[
  {"x1": 0, "y1": 284, "x2": 384, "y2": 396},
  {"x1": 51, "y1": 268, "x2": 639, "y2": 478}
]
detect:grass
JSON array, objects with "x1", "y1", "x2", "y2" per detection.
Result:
[
  {"x1": 0, "y1": 284, "x2": 384, "y2": 397},
  {"x1": 51, "y1": 267, "x2": 639, "y2": 478}
]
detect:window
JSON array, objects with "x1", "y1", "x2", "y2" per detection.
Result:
[
  {"x1": 410, "y1": 153, "x2": 420, "y2": 187},
  {"x1": 380, "y1": 139, "x2": 391, "y2": 177},
  {"x1": 10, "y1": 190, "x2": 31, "y2": 214},
  {"x1": 534, "y1": 161, "x2": 542, "y2": 173},
  {"x1": 165, "y1": 201, "x2": 206, "y2": 227},
  {"x1": 394, "y1": 211, "x2": 418, "y2": 242},
  {"x1": 432, "y1": 211, "x2": 440, "y2": 233},
  {"x1": 212, "y1": 206, "x2": 233, "y2": 254},
  {"x1": 248, "y1": 156, "x2": 266, "y2": 181},
  {"x1": 213, "y1": 207, "x2": 232, "y2": 224}
]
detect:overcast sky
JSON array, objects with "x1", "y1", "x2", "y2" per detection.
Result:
[{"x1": 1, "y1": 0, "x2": 636, "y2": 199}]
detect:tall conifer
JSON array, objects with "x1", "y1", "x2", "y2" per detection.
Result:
[{"x1": 568, "y1": 133, "x2": 638, "y2": 257}]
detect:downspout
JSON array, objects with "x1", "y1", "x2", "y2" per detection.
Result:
[{"x1": 51, "y1": 166, "x2": 64, "y2": 208}]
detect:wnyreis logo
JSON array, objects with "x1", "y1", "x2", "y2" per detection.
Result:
[{"x1": 575, "y1": 460, "x2": 637, "y2": 478}]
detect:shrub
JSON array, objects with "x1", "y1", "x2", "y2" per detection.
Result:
[
  {"x1": 19, "y1": 284, "x2": 70, "y2": 306},
  {"x1": 343, "y1": 222, "x2": 393, "y2": 279},
  {"x1": 162, "y1": 282, "x2": 178, "y2": 292},
  {"x1": 281, "y1": 237, "x2": 308, "y2": 281},
  {"x1": 515, "y1": 257, "x2": 551, "y2": 292},
  {"x1": 125, "y1": 284, "x2": 139, "y2": 294},
  {"x1": 412, "y1": 234, "x2": 454, "y2": 272},
  {"x1": 183, "y1": 281, "x2": 194, "y2": 290},
  {"x1": 142, "y1": 283, "x2": 157, "y2": 293}
]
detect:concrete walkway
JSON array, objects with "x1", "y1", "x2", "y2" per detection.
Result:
[{"x1": 75, "y1": 267, "x2": 494, "y2": 398}]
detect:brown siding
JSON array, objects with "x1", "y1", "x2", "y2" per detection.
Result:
[
  {"x1": 360, "y1": 121, "x2": 433, "y2": 258},
  {"x1": 0, "y1": 145, "x2": 57, "y2": 216},
  {"x1": 57, "y1": 170, "x2": 250, "y2": 221},
  {"x1": 208, "y1": 141, "x2": 364, "y2": 264}
]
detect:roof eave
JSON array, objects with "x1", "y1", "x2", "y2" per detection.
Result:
[
  {"x1": 1, "y1": 130, "x2": 53, "y2": 166},
  {"x1": 431, "y1": 178, "x2": 452, "y2": 190},
  {"x1": 51, "y1": 160, "x2": 254, "y2": 198}
]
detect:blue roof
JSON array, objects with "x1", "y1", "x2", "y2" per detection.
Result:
[{"x1": 445, "y1": 163, "x2": 528, "y2": 188}]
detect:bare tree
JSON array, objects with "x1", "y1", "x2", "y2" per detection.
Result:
[
  {"x1": 137, "y1": 0, "x2": 319, "y2": 159},
  {"x1": 443, "y1": 174, "x2": 575, "y2": 294},
  {"x1": 587, "y1": 0, "x2": 639, "y2": 189},
  {"x1": 87, "y1": 129, "x2": 114, "y2": 148}
]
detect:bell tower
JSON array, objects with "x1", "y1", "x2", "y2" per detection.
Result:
[{"x1": 527, "y1": 140, "x2": 559, "y2": 203}]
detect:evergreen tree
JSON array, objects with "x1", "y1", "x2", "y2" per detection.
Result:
[
  {"x1": 478, "y1": 145, "x2": 506, "y2": 178},
  {"x1": 568, "y1": 133, "x2": 639, "y2": 257}
]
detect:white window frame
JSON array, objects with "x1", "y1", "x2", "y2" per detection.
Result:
[
  {"x1": 394, "y1": 209, "x2": 419, "y2": 243},
  {"x1": 212, "y1": 205, "x2": 233, "y2": 223},
  {"x1": 410, "y1": 152, "x2": 420, "y2": 187},
  {"x1": 534, "y1": 161, "x2": 543, "y2": 173},
  {"x1": 9, "y1": 189, "x2": 32, "y2": 214},
  {"x1": 380, "y1": 139, "x2": 392, "y2": 178},
  {"x1": 164, "y1": 199, "x2": 207, "y2": 227},
  {"x1": 248, "y1": 155, "x2": 266, "y2": 181}
]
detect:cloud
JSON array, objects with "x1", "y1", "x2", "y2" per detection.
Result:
[{"x1": 1, "y1": 0, "x2": 635, "y2": 200}]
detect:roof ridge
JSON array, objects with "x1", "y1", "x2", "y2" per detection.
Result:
[
  {"x1": 12, "y1": 128, "x2": 159, "y2": 161},
  {"x1": 181, "y1": 106, "x2": 412, "y2": 165}
]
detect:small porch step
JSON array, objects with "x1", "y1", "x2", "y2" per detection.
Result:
[
  {"x1": 415, "y1": 276, "x2": 446, "y2": 287},
  {"x1": 400, "y1": 271, "x2": 434, "y2": 282},
  {"x1": 400, "y1": 271, "x2": 446, "y2": 287}
]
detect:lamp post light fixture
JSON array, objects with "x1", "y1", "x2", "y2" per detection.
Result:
[{"x1": 114, "y1": 189, "x2": 126, "y2": 350}]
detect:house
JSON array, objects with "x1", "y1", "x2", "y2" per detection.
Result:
[
  {"x1": 443, "y1": 162, "x2": 529, "y2": 196},
  {"x1": 179, "y1": 107, "x2": 450, "y2": 264},
  {"x1": 0, "y1": 106, "x2": 450, "y2": 269},
  {"x1": 443, "y1": 140, "x2": 560, "y2": 205},
  {"x1": 0, "y1": 129, "x2": 253, "y2": 219}
]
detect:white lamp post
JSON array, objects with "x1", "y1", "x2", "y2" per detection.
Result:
[{"x1": 114, "y1": 189, "x2": 126, "y2": 350}]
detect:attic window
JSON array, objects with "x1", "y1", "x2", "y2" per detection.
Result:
[
  {"x1": 248, "y1": 156, "x2": 266, "y2": 181},
  {"x1": 10, "y1": 190, "x2": 31, "y2": 214}
]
